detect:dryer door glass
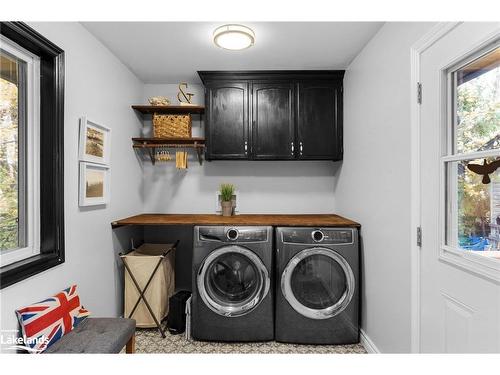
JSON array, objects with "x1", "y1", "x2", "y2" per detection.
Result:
[
  {"x1": 282, "y1": 247, "x2": 355, "y2": 320},
  {"x1": 290, "y1": 254, "x2": 346, "y2": 309},
  {"x1": 198, "y1": 245, "x2": 270, "y2": 317}
]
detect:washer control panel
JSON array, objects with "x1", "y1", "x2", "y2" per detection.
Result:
[{"x1": 282, "y1": 228, "x2": 353, "y2": 244}]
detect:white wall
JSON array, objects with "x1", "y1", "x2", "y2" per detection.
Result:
[
  {"x1": 142, "y1": 84, "x2": 338, "y2": 214},
  {"x1": 334, "y1": 22, "x2": 435, "y2": 352},
  {"x1": 0, "y1": 22, "x2": 441, "y2": 354},
  {"x1": 0, "y1": 22, "x2": 144, "y2": 340}
]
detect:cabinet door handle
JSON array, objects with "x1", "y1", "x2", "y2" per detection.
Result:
[
  {"x1": 244, "y1": 141, "x2": 248, "y2": 155},
  {"x1": 291, "y1": 142, "x2": 294, "y2": 155},
  {"x1": 299, "y1": 141, "x2": 303, "y2": 156}
]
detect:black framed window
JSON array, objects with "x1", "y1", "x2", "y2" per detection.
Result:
[{"x1": 0, "y1": 22, "x2": 65, "y2": 288}]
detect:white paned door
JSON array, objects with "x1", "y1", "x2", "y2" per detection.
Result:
[{"x1": 420, "y1": 22, "x2": 500, "y2": 353}]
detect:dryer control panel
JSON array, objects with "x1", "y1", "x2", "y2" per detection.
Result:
[
  {"x1": 198, "y1": 226, "x2": 270, "y2": 243},
  {"x1": 281, "y1": 228, "x2": 353, "y2": 244}
]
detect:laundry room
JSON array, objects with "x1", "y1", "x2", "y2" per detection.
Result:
[{"x1": 0, "y1": 1, "x2": 499, "y2": 373}]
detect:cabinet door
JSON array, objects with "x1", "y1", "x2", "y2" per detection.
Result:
[
  {"x1": 252, "y1": 83, "x2": 295, "y2": 159},
  {"x1": 205, "y1": 82, "x2": 249, "y2": 159},
  {"x1": 297, "y1": 81, "x2": 343, "y2": 160}
]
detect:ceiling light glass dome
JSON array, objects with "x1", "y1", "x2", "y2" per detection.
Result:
[{"x1": 213, "y1": 24, "x2": 255, "y2": 50}]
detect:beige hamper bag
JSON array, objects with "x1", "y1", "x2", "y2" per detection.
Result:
[{"x1": 123, "y1": 244, "x2": 175, "y2": 328}]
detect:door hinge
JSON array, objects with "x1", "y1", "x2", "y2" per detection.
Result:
[
  {"x1": 417, "y1": 226, "x2": 422, "y2": 247},
  {"x1": 417, "y1": 82, "x2": 422, "y2": 104}
]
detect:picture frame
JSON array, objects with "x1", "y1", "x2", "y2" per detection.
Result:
[
  {"x1": 215, "y1": 190, "x2": 239, "y2": 214},
  {"x1": 79, "y1": 162, "x2": 110, "y2": 207},
  {"x1": 79, "y1": 116, "x2": 111, "y2": 165}
]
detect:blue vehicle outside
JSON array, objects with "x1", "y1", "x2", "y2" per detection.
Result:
[{"x1": 459, "y1": 235, "x2": 490, "y2": 251}]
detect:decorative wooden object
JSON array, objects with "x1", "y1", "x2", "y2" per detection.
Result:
[
  {"x1": 177, "y1": 82, "x2": 194, "y2": 105},
  {"x1": 111, "y1": 213, "x2": 361, "y2": 229},
  {"x1": 467, "y1": 158, "x2": 500, "y2": 184},
  {"x1": 132, "y1": 137, "x2": 205, "y2": 165}
]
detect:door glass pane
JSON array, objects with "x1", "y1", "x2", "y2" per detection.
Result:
[
  {"x1": 0, "y1": 50, "x2": 26, "y2": 251},
  {"x1": 205, "y1": 252, "x2": 260, "y2": 305},
  {"x1": 290, "y1": 254, "x2": 346, "y2": 309},
  {"x1": 454, "y1": 47, "x2": 499, "y2": 154},
  {"x1": 446, "y1": 158, "x2": 500, "y2": 259}
]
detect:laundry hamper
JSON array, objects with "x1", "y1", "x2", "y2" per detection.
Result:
[{"x1": 122, "y1": 243, "x2": 176, "y2": 330}]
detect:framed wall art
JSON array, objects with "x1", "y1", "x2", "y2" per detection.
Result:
[
  {"x1": 79, "y1": 116, "x2": 111, "y2": 165},
  {"x1": 79, "y1": 162, "x2": 110, "y2": 206}
]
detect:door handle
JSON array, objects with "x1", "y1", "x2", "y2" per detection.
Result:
[
  {"x1": 299, "y1": 142, "x2": 303, "y2": 156},
  {"x1": 291, "y1": 142, "x2": 294, "y2": 155},
  {"x1": 244, "y1": 141, "x2": 248, "y2": 155}
]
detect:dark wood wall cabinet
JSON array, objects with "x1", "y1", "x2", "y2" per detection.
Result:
[{"x1": 198, "y1": 71, "x2": 344, "y2": 161}]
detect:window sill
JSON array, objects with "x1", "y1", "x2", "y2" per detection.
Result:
[
  {"x1": 0, "y1": 253, "x2": 64, "y2": 289},
  {"x1": 440, "y1": 245, "x2": 500, "y2": 283},
  {"x1": 0, "y1": 247, "x2": 41, "y2": 268}
]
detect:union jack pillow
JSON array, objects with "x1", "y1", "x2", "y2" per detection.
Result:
[{"x1": 15, "y1": 285, "x2": 91, "y2": 353}]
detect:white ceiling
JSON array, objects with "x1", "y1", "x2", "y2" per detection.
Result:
[{"x1": 82, "y1": 22, "x2": 383, "y2": 84}]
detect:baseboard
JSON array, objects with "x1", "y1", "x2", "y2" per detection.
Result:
[{"x1": 360, "y1": 329, "x2": 380, "y2": 353}]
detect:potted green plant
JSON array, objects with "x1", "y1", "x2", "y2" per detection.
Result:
[{"x1": 220, "y1": 183, "x2": 235, "y2": 217}]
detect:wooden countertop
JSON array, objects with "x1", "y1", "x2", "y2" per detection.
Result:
[{"x1": 111, "y1": 213, "x2": 360, "y2": 228}]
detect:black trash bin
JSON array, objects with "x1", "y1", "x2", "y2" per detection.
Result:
[{"x1": 167, "y1": 291, "x2": 191, "y2": 334}]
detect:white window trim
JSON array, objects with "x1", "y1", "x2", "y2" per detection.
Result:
[
  {"x1": 0, "y1": 35, "x2": 40, "y2": 267},
  {"x1": 440, "y1": 38, "x2": 500, "y2": 282}
]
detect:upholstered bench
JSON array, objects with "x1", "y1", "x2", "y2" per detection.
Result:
[{"x1": 44, "y1": 318, "x2": 136, "y2": 354}]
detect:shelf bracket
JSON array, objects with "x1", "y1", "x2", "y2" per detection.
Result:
[
  {"x1": 195, "y1": 143, "x2": 203, "y2": 165},
  {"x1": 147, "y1": 147, "x2": 156, "y2": 165}
]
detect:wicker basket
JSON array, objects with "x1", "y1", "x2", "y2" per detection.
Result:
[{"x1": 153, "y1": 114, "x2": 192, "y2": 138}]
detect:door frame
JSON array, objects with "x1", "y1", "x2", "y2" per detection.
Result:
[
  {"x1": 410, "y1": 22, "x2": 500, "y2": 353},
  {"x1": 409, "y1": 22, "x2": 461, "y2": 353}
]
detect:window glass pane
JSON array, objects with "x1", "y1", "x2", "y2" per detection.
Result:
[
  {"x1": 446, "y1": 157, "x2": 500, "y2": 260},
  {"x1": 454, "y1": 47, "x2": 499, "y2": 154},
  {"x1": 0, "y1": 50, "x2": 25, "y2": 251}
]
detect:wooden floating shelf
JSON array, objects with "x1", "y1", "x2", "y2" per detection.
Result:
[
  {"x1": 132, "y1": 137, "x2": 205, "y2": 144},
  {"x1": 132, "y1": 105, "x2": 205, "y2": 115},
  {"x1": 132, "y1": 137, "x2": 205, "y2": 165}
]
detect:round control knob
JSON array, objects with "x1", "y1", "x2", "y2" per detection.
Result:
[
  {"x1": 227, "y1": 228, "x2": 239, "y2": 240},
  {"x1": 312, "y1": 230, "x2": 324, "y2": 242}
]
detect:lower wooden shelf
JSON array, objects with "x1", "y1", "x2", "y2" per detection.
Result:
[{"x1": 132, "y1": 137, "x2": 205, "y2": 165}]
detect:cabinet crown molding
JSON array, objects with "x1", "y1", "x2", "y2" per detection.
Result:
[{"x1": 198, "y1": 70, "x2": 345, "y2": 84}]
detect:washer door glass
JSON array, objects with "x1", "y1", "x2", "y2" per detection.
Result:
[
  {"x1": 282, "y1": 247, "x2": 355, "y2": 320},
  {"x1": 207, "y1": 252, "x2": 259, "y2": 303},
  {"x1": 198, "y1": 245, "x2": 270, "y2": 317}
]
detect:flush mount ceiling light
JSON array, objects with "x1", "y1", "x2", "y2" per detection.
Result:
[{"x1": 213, "y1": 24, "x2": 255, "y2": 50}]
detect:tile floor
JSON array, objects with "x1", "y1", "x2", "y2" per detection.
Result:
[{"x1": 135, "y1": 328, "x2": 367, "y2": 354}]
